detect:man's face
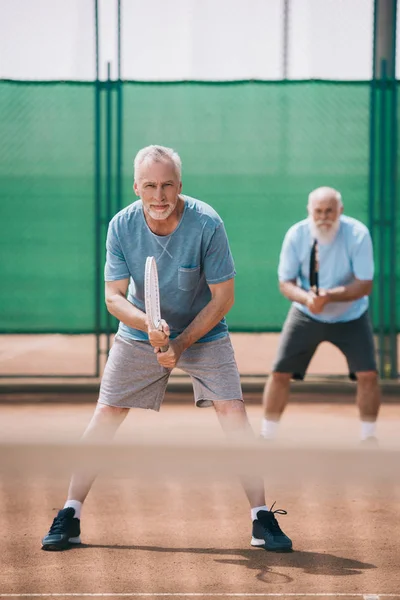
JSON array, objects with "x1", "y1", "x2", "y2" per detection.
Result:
[
  {"x1": 308, "y1": 196, "x2": 342, "y2": 243},
  {"x1": 309, "y1": 197, "x2": 340, "y2": 229},
  {"x1": 134, "y1": 159, "x2": 182, "y2": 221}
]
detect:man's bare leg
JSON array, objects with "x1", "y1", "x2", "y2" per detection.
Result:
[
  {"x1": 213, "y1": 399, "x2": 293, "y2": 551},
  {"x1": 67, "y1": 403, "x2": 129, "y2": 503},
  {"x1": 42, "y1": 403, "x2": 129, "y2": 550},
  {"x1": 213, "y1": 399, "x2": 265, "y2": 508},
  {"x1": 355, "y1": 371, "x2": 381, "y2": 441},
  {"x1": 261, "y1": 372, "x2": 291, "y2": 439}
]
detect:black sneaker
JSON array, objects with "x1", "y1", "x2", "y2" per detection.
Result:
[
  {"x1": 41, "y1": 507, "x2": 81, "y2": 551},
  {"x1": 251, "y1": 503, "x2": 292, "y2": 552}
]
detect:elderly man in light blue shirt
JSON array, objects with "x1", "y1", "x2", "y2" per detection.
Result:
[
  {"x1": 41, "y1": 145, "x2": 293, "y2": 553},
  {"x1": 261, "y1": 187, "x2": 380, "y2": 444}
]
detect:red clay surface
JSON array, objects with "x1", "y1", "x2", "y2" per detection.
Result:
[
  {"x1": 1, "y1": 403, "x2": 400, "y2": 598},
  {"x1": 2, "y1": 332, "x2": 399, "y2": 378},
  {"x1": 1, "y1": 329, "x2": 399, "y2": 598}
]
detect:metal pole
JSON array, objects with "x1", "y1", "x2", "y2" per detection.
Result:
[
  {"x1": 372, "y1": 0, "x2": 398, "y2": 378},
  {"x1": 368, "y1": 1, "x2": 378, "y2": 333},
  {"x1": 282, "y1": 0, "x2": 290, "y2": 79},
  {"x1": 374, "y1": 0, "x2": 396, "y2": 78},
  {"x1": 389, "y1": 77, "x2": 397, "y2": 377},
  {"x1": 378, "y1": 59, "x2": 387, "y2": 377},
  {"x1": 94, "y1": 0, "x2": 101, "y2": 377},
  {"x1": 116, "y1": 0, "x2": 123, "y2": 213},
  {"x1": 389, "y1": 0, "x2": 398, "y2": 377},
  {"x1": 106, "y1": 61, "x2": 113, "y2": 357},
  {"x1": 118, "y1": 0, "x2": 122, "y2": 81}
]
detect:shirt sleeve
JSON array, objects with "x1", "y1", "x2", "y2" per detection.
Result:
[
  {"x1": 278, "y1": 229, "x2": 300, "y2": 282},
  {"x1": 204, "y1": 223, "x2": 236, "y2": 284},
  {"x1": 351, "y1": 229, "x2": 374, "y2": 280},
  {"x1": 104, "y1": 219, "x2": 131, "y2": 282}
]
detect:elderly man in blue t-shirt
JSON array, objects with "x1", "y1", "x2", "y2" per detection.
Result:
[
  {"x1": 41, "y1": 145, "x2": 292, "y2": 553},
  {"x1": 260, "y1": 187, "x2": 380, "y2": 444}
]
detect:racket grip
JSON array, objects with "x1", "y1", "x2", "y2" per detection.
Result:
[{"x1": 160, "y1": 344, "x2": 169, "y2": 353}]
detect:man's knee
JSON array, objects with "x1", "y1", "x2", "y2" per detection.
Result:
[
  {"x1": 356, "y1": 371, "x2": 379, "y2": 388},
  {"x1": 269, "y1": 371, "x2": 292, "y2": 385},
  {"x1": 213, "y1": 399, "x2": 245, "y2": 416},
  {"x1": 94, "y1": 402, "x2": 129, "y2": 421}
]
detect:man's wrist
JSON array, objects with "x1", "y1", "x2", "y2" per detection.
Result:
[
  {"x1": 173, "y1": 335, "x2": 188, "y2": 354},
  {"x1": 324, "y1": 290, "x2": 333, "y2": 302},
  {"x1": 299, "y1": 289, "x2": 311, "y2": 306}
]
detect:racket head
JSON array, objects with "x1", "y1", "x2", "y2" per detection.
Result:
[
  {"x1": 144, "y1": 256, "x2": 162, "y2": 329},
  {"x1": 309, "y1": 239, "x2": 319, "y2": 296}
]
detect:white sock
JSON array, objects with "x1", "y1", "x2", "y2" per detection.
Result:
[
  {"x1": 251, "y1": 505, "x2": 269, "y2": 521},
  {"x1": 63, "y1": 500, "x2": 82, "y2": 519},
  {"x1": 261, "y1": 418, "x2": 279, "y2": 440},
  {"x1": 360, "y1": 421, "x2": 376, "y2": 441}
]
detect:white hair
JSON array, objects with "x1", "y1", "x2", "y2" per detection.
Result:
[
  {"x1": 134, "y1": 145, "x2": 182, "y2": 181},
  {"x1": 308, "y1": 186, "x2": 343, "y2": 209}
]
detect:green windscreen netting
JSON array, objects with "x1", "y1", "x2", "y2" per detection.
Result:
[
  {"x1": 0, "y1": 80, "x2": 397, "y2": 333},
  {"x1": 0, "y1": 82, "x2": 95, "y2": 332}
]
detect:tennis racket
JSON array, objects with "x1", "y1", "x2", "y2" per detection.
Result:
[
  {"x1": 309, "y1": 239, "x2": 319, "y2": 296},
  {"x1": 144, "y1": 256, "x2": 169, "y2": 352}
]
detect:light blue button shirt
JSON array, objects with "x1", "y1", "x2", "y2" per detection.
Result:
[
  {"x1": 278, "y1": 215, "x2": 374, "y2": 322},
  {"x1": 105, "y1": 195, "x2": 236, "y2": 342}
]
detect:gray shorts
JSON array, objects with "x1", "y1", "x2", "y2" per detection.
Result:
[
  {"x1": 99, "y1": 335, "x2": 243, "y2": 410},
  {"x1": 273, "y1": 306, "x2": 377, "y2": 381}
]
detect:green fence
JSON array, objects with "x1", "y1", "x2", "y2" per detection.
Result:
[{"x1": 0, "y1": 80, "x2": 398, "y2": 337}]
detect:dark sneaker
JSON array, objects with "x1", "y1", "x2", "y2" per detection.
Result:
[
  {"x1": 251, "y1": 503, "x2": 292, "y2": 552},
  {"x1": 41, "y1": 507, "x2": 81, "y2": 551}
]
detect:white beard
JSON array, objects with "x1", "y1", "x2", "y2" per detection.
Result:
[{"x1": 309, "y1": 218, "x2": 340, "y2": 245}]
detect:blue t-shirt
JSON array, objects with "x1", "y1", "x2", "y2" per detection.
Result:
[
  {"x1": 105, "y1": 195, "x2": 236, "y2": 342},
  {"x1": 278, "y1": 215, "x2": 374, "y2": 322}
]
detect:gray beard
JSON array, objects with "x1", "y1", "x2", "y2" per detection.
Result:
[{"x1": 309, "y1": 218, "x2": 340, "y2": 245}]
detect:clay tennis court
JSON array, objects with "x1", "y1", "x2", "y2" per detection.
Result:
[{"x1": 1, "y1": 334, "x2": 400, "y2": 599}]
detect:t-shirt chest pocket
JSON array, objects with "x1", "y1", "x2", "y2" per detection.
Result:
[{"x1": 178, "y1": 266, "x2": 200, "y2": 291}]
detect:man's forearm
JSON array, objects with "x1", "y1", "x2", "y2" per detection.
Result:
[
  {"x1": 327, "y1": 280, "x2": 372, "y2": 302},
  {"x1": 175, "y1": 296, "x2": 233, "y2": 351},
  {"x1": 280, "y1": 281, "x2": 310, "y2": 305},
  {"x1": 106, "y1": 294, "x2": 147, "y2": 332}
]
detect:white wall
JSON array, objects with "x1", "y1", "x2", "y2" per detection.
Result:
[
  {"x1": 0, "y1": 0, "x2": 391, "y2": 81},
  {"x1": 0, "y1": 0, "x2": 95, "y2": 80}
]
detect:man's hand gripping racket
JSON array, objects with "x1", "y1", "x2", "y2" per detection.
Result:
[{"x1": 144, "y1": 256, "x2": 170, "y2": 353}]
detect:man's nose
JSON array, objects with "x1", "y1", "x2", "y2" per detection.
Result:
[{"x1": 154, "y1": 186, "x2": 165, "y2": 201}]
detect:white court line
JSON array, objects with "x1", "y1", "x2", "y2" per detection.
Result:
[{"x1": 0, "y1": 594, "x2": 395, "y2": 598}]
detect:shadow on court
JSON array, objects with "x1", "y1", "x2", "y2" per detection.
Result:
[{"x1": 75, "y1": 543, "x2": 376, "y2": 580}]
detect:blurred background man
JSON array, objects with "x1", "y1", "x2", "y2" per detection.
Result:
[{"x1": 261, "y1": 187, "x2": 380, "y2": 444}]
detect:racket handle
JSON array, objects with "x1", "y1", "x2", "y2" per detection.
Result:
[
  {"x1": 311, "y1": 285, "x2": 319, "y2": 296},
  {"x1": 160, "y1": 344, "x2": 169, "y2": 353}
]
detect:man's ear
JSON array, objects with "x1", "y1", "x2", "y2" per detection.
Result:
[{"x1": 133, "y1": 181, "x2": 139, "y2": 197}]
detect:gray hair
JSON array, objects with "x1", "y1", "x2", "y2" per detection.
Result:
[
  {"x1": 308, "y1": 186, "x2": 343, "y2": 209},
  {"x1": 134, "y1": 145, "x2": 182, "y2": 181}
]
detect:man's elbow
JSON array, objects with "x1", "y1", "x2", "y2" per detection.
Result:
[
  {"x1": 221, "y1": 293, "x2": 234, "y2": 314},
  {"x1": 363, "y1": 281, "x2": 373, "y2": 296},
  {"x1": 105, "y1": 297, "x2": 113, "y2": 314},
  {"x1": 279, "y1": 280, "x2": 291, "y2": 296},
  {"x1": 105, "y1": 294, "x2": 119, "y2": 313}
]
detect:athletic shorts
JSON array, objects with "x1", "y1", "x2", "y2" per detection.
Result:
[
  {"x1": 273, "y1": 306, "x2": 377, "y2": 381},
  {"x1": 99, "y1": 334, "x2": 243, "y2": 410}
]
